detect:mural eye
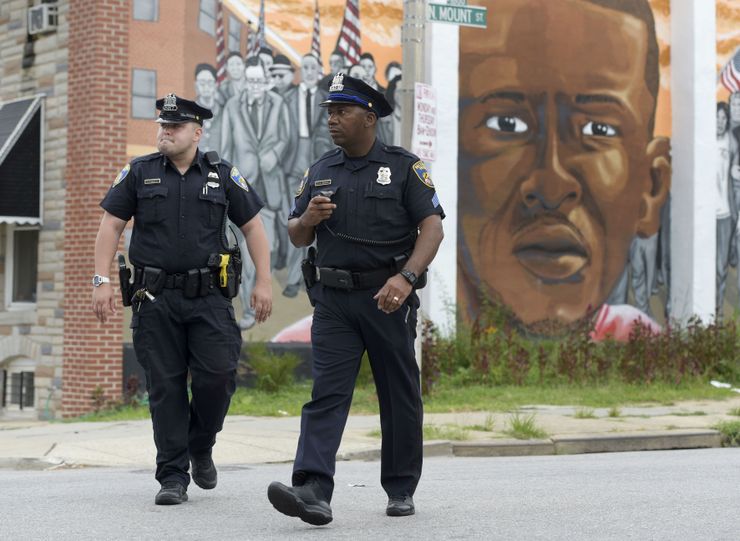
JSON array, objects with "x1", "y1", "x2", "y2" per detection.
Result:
[
  {"x1": 582, "y1": 121, "x2": 617, "y2": 137},
  {"x1": 485, "y1": 116, "x2": 528, "y2": 133}
]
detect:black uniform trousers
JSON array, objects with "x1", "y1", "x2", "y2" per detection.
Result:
[
  {"x1": 131, "y1": 288, "x2": 242, "y2": 487},
  {"x1": 292, "y1": 285, "x2": 424, "y2": 501}
]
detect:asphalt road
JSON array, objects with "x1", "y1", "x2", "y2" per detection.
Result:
[{"x1": 2, "y1": 449, "x2": 738, "y2": 540}]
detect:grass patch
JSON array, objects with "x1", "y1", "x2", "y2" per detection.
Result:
[
  {"x1": 672, "y1": 411, "x2": 707, "y2": 416},
  {"x1": 574, "y1": 407, "x2": 596, "y2": 419},
  {"x1": 465, "y1": 413, "x2": 496, "y2": 432},
  {"x1": 504, "y1": 413, "x2": 548, "y2": 440},
  {"x1": 714, "y1": 420, "x2": 740, "y2": 446},
  {"x1": 423, "y1": 424, "x2": 470, "y2": 441},
  {"x1": 69, "y1": 378, "x2": 739, "y2": 422},
  {"x1": 728, "y1": 407, "x2": 740, "y2": 417},
  {"x1": 608, "y1": 406, "x2": 621, "y2": 418}
]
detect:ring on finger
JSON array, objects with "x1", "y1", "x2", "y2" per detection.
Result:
[{"x1": 392, "y1": 296, "x2": 400, "y2": 303}]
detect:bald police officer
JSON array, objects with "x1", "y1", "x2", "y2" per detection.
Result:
[
  {"x1": 267, "y1": 74, "x2": 445, "y2": 524},
  {"x1": 92, "y1": 94, "x2": 272, "y2": 505}
]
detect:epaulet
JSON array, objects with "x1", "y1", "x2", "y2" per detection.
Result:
[
  {"x1": 382, "y1": 144, "x2": 417, "y2": 160},
  {"x1": 315, "y1": 147, "x2": 342, "y2": 164},
  {"x1": 130, "y1": 152, "x2": 162, "y2": 165}
]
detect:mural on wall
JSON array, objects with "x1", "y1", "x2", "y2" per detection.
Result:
[
  {"x1": 457, "y1": 0, "x2": 672, "y2": 340},
  {"x1": 190, "y1": 0, "x2": 402, "y2": 337},
  {"x1": 715, "y1": 0, "x2": 740, "y2": 319}
]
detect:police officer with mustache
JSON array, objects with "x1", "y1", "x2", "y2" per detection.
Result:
[{"x1": 92, "y1": 94, "x2": 272, "y2": 505}]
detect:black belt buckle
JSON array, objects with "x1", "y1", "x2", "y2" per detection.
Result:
[{"x1": 318, "y1": 267, "x2": 354, "y2": 290}]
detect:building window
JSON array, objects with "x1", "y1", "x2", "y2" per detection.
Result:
[
  {"x1": 0, "y1": 358, "x2": 36, "y2": 411},
  {"x1": 133, "y1": 0, "x2": 158, "y2": 21},
  {"x1": 228, "y1": 15, "x2": 241, "y2": 53},
  {"x1": 132, "y1": 69, "x2": 157, "y2": 119},
  {"x1": 199, "y1": 0, "x2": 216, "y2": 36},
  {"x1": 4, "y1": 224, "x2": 39, "y2": 308}
]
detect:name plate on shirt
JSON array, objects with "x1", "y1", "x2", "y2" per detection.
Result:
[
  {"x1": 315, "y1": 179, "x2": 332, "y2": 187},
  {"x1": 143, "y1": 178, "x2": 161, "y2": 185}
]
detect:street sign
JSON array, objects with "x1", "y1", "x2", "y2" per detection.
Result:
[{"x1": 427, "y1": 1, "x2": 487, "y2": 28}]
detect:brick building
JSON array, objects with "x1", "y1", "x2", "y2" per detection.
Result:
[{"x1": 0, "y1": 0, "x2": 249, "y2": 418}]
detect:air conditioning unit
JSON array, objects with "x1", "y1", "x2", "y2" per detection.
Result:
[{"x1": 28, "y1": 4, "x2": 58, "y2": 35}]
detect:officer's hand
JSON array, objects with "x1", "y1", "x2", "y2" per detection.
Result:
[
  {"x1": 373, "y1": 275, "x2": 413, "y2": 314},
  {"x1": 300, "y1": 196, "x2": 336, "y2": 227},
  {"x1": 92, "y1": 283, "x2": 117, "y2": 323},
  {"x1": 251, "y1": 278, "x2": 273, "y2": 324}
]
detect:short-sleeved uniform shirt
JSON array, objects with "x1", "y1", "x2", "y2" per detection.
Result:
[
  {"x1": 290, "y1": 138, "x2": 444, "y2": 270},
  {"x1": 101, "y1": 150, "x2": 263, "y2": 273}
]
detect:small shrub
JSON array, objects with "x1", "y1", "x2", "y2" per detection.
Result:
[
  {"x1": 505, "y1": 413, "x2": 548, "y2": 440},
  {"x1": 608, "y1": 406, "x2": 621, "y2": 418},
  {"x1": 241, "y1": 344, "x2": 301, "y2": 393},
  {"x1": 714, "y1": 420, "x2": 740, "y2": 446},
  {"x1": 728, "y1": 407, "x2": 740, "y2": 417}
]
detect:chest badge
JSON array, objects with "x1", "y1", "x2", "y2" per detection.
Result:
[{"x1": 376, "y1": 167, "x2": 391, "y2": 185}]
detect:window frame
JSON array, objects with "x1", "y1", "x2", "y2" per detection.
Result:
[
  {"x1": 133, "y1": 0, "x2": 159, "y2": 22},
  {"x1": 0, "y1": 358, "x2": 36, "y2": 413},
  {"x1": 228, "y1": 14, "x2": 242, "y2": 54},
  {"x1": 4, "y1": 224, "x2": 40, "y2": 310},
  {"x1": 199, "y1": 0, "x2": 217, "y2": 36},
  {"x1": 131, "y1": 68, "x2": 157, "y2": 119}
]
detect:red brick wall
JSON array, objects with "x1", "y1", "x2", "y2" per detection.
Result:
[{"x1": 62, "y1": 1, "x2": 130, "y2": 417}]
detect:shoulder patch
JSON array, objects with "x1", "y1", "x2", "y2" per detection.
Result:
[
  {"x1": 412, "y1": 160, "x2": 434, "y2": 188},
  {"x1": 230, "y1": 166, "x2": 250, "y2": 192},
  {"x1": 295, "y1": 169, "x2": 309, "y2": 197},
  {"x1": 112, "y1": 164, "x2": 130, "y2": 187}
]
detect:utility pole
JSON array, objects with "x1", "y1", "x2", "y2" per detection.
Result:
[{"x1": 400, "y1": 0, "x2": 427, "y2": 149}]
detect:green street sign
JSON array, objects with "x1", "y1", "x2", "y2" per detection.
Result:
[{"x1": 428, "y1": 2, "x2": 487, "y2": 28}]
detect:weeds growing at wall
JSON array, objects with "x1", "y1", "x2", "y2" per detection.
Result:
[{"x1": 421, "y1": 301, "x2": 740, "y2": 395}]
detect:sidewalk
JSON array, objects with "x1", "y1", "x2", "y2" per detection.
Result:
[{"x1": 1, "y1": 397, "x2": 739, "y2": 470}]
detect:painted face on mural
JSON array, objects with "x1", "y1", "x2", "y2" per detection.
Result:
[
  {"x1": 195, "y1": 69, "x2": 216, "y2": 101},
  {"x1": 301, "y1": 55, "x2": 321, "y2": 88},
  {"x1": 459, "y1": 0, "x2": 670, "y2": 331},
  {"x1": 226, "y1": 55, "x2": 245, "y2": 82},
  {"x1": 245, "y1": 65, "x2": 268, "y2": 102},
  {"x1": 718, "y1": 106, "x2": 729, "y2": 137}
]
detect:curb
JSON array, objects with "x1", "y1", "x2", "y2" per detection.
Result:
[{"x1": 340, "y1": 430, "x2": 723, "y2": 462}]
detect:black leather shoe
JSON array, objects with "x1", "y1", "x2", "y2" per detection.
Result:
[
  {"x1": 191, "y1": 454, "x2": 217, "y2": 489},
  {"x1": 386, "y1": 495, "x2": 415, "y2": 516},
  {"x1": 155, "y1": 482, "x2": 188, "y2": 505},
  {"x1": 267, "y1": 480, "x2": 333, "y2": 525}
]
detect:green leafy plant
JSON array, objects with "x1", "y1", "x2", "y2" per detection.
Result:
[
  {"x1": 240, "y1": 344, "x2": 301, "y2": 393},
  {"x1": 714, "y1": 420, "x2": 740, "y2": 446},
  {"x1": 504, "y1": 413, "x2": 548, "y2": 440},
  {"x1": 423, "y1": 424, "x2": 470, "y2": 441},
  {"x1": 574, "y1": 407, "x2": 596, "y2": 419}
]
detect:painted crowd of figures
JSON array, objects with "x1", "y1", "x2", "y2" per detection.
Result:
[{"x1": 192, "y1": 47, "x2": 402, "y2": 329}]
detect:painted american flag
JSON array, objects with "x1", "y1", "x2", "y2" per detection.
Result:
[
  {"x1": 334, "y1": 0, "x2": 360, "y2": 65},
  {"x1": 248, "y1": 0, "x2": 266, "y2": 58},
  {"x1": 720, "y1": 47, "x2": 740, "y2": 93},
  {"x1": 215, "y1": 0, "x2": 227, "y2": 85},
  {"x1": 310, "y1": 0, "x2": 322, "y2": 66}
]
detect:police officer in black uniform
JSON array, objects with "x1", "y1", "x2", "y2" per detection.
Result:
[
  {"x1": 92, "y1": 94, "x2": 272, "y2": 505},
  {"x1": 267, "y1": 74, "x2": 444, "y2": 524}
]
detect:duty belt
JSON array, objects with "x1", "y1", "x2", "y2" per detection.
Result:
[
  {"x1": 162, "y1": 272, "x2": 218, "y2": 289},
  {"x1": 315, "y1": 266, "x2": 396, "y2": 290}
]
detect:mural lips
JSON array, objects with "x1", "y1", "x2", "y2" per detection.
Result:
[{"x1": 512, "y1": 220, "x2": 589, "y2": 282}]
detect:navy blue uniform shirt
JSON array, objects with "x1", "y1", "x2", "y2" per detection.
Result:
[
  {"x1": 290, "y1": 138, "x2": 444, "y2": 270},
  {"x1": 101, "y1": 150, "x2": 263, "y2": 273}
]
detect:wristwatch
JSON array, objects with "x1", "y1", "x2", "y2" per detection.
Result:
[
  {"x1": 399, "y1": 268, "x2": 418, "y2": 287},
  {"x1": 92, "y1": 275, "x2": 111, "y2": 287}
]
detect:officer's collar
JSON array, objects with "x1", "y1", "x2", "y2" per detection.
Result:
[
  {"x1": 161, "y1": 151, "x2": 206, "y2": 174},
  {"x1": 327, "y1": 138, "x2": 387, "y2": 167}
]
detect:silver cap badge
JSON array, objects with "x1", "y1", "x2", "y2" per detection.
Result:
[
  {"x1": 163, "y1": 93, "x2": 178, "y2": 111},
  {"x1": 329, "y1": 73, "x2": 345, "y2": 92}
]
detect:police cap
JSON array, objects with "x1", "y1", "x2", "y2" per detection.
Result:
[
  {"x1": 155, "y1": 93, "x2": 213, "y2": 125},
  {"x1": 320, "y1": 73, "x2": 393, "y2": 118}
]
